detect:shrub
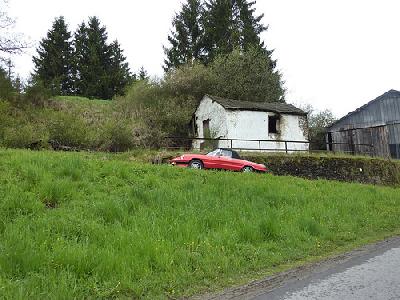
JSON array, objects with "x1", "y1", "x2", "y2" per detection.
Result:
[
  {"x1": 101, "y1": 120, "x2": 136, "y2": 152},
  {"x1": 48, "y1": 111, "x2": 88, "y2": 149},
  {"x1": 2, "y1": 124, "x2": 48, "y2": 149},
  {"x1": 242, "y1": 153, "x2": 400, "y2": 186},
  {"x1": 23, "y1": 80, "x2": 51, "y2": 107}
]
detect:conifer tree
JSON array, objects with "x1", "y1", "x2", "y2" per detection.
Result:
[
  {"x1": 72, "y1": 22, "x2": 89, "y2": 96},
  {"x1": 108, "y1": 40, "x2": 132, "y2": 96},
  {"x1": 138, "y1": 66, "x2": 148, "y2": 81},
  {"x1": 33, "y1": 16, "x2": 73, "y2": 95},
  {"x1": 202, "y1": 0, "x2": 267, "y2": 62},
  {"x1": 73, "y1": 17, "x2": 111, "y2": 99},
  {"x1": 73, "y1": 17, "x2": 131, "y2": 99},
  {"x1": 163, "y1": 0, "x2": 204, "y2": 71}
]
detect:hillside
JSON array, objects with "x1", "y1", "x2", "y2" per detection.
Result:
[{"x1": 0, "y1": 149, "x2": 400, "y2": 298}]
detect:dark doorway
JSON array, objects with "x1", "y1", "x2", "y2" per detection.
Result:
[
  {"x1": 203, "y1": 119, "x2": 210, "y2": 137},
  {"x1": 390, "y1": 144, "x2": 400, "y2": 159},
  {"x1": 269, "y1": 116, "x2": 280, "y2": 134},
  {"x1": 327, "y1": 132, "x2": 333, "y2": 151}
]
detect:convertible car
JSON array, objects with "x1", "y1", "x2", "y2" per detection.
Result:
[{"x1": 170, "y1": 148, "x2": 267, "y2": 173}]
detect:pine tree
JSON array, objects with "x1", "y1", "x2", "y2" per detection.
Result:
[
  {"x1": 72, "y1": 22, "x2": 89, "y2": 96},
  {"x1": 108, "y1": 40, "x2": 132, "y2": 96},
  {"x1": 32, "y1": 16, "x2": 73, "y2": 95},
  {"x1": 138, "y1": 66, "x2": 148, "y2": 81},
  {"x1": 0, "y1": 66, "x2": 15, "y2": 100},
  {"x1": 73, "y1": 17, "x2": 132, "y2": 99},
  {"x1": 73, "y1": 16, "x2": 111, "y2": 99},
  {"x1": 163, "y1": 0, "x2": 204, "y2": 71},
  {"x1": 202, "y1": 0, "x2": 267, "y2": 62}
]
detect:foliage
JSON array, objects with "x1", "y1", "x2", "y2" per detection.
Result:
[
  {"x1": 74, "y1": 17, "x2": 111, "y2": 99},
  {"x1": 138, "y1": 66, "x2": 148, "y2": 81},
  {"x1": 162, "y1": 62, "x2": 214, "y2": 101},
  {"x1": 47, "y1": 111, "x2": 89, "y2": 148},
  {"x1": 31, "y1": 16, "x2": 131, "y2": 100},
  {"x1": 33, "y1": 16, "x2": 74, "y2": 95},
  {"x1": 210, "y1": 47, "x2": 284, "y2": 102},
  {"x1": 74, "y1": 17, "x2": 133, "y2": 99},
  {"x1": 164, "y1": 0, "x2": 273, "y2": 69},
  {"x1": 116, "y1": 80, "x2": 195, "y2": 147},
  {"x1": 108, "y1": 40, "x2": 132, "y2": 96},
  {"x1": 0, "y1": 97, "x2": 140, "y2": 152},
  {"x1": 0, "y1": 149, "x2": 400, "y2": 298},
  {"x1": 100, "y1": 119, "x2": 137, "y2": 152},
  {"x1": 163, "y1": 47, "x2": 284, "y2": 103},
  {"x1": 23, "y1": 79, "x2": 52, "y2": 107},
  {"x1": 202, "y1": 0, "x2": 268, "y2": 62},
  {"x1": 302, "y1": 105, "x2": 336, "y2": 150},
  {"x1": 164, "y1": 0, "x2": 204, "y2": 71},
  {"x1": 0, "y1": 66, "x2": 15, "y2": 100},
  {"x1": 243, "y1": 153, "x2": 400, "y2": 186}
]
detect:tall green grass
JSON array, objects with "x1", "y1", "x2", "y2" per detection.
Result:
[
  {"x1": 52, "y1": 95, "x2": 111, "y2": 105},
  {"x1": 0, "y1": 149, "x2": 399, "y2": 298}
]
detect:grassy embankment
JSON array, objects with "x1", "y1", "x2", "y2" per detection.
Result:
[{"x1": 0, "y1": 149, "x2": 400, "y2": 299}]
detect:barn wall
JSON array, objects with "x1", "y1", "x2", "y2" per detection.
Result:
[
  {"x1": 327, "y1": 91, "x2": 400, "y2": 158},
  {"x1": 329, "y1": 126, "x2": 391, "y2": 158}
]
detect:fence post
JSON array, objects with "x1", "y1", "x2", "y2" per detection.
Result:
[
  {"x1": 230, "y1": 139, "x2": 233, "y2": 149},
  {"x1": 285, "y1": 141, "x2": 288, "y2": 154}
]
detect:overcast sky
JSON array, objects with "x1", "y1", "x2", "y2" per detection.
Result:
[{"x1": 5, "y1": 0, "x2": 400, "y2": 117}]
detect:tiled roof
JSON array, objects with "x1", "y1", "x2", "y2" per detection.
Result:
[{"x1": 207, "y1": 95, "x2": 307, "y2": 115}]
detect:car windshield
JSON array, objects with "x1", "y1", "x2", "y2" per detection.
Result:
[
  {"x1": 207, "y1": 149, "x2": 221, "y2": 156},
  {"x1": 207, "y1": 149, "x2": 234, "y2": 158}
]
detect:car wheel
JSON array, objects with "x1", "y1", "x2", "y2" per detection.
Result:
[
  {"x1": 242, "y1": 166, "x2": 254, "y2": 173},
  {"x1": 189, "y1": 160, "x2": 204, "y2": 170}
]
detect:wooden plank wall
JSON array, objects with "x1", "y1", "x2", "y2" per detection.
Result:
[{"x1": 331, "y1": 126, "x2": 391, "y2": 158}]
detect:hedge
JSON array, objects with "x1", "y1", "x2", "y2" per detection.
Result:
[{"x1": 241, "y1": 154, "x2": 400, "y2": 186}]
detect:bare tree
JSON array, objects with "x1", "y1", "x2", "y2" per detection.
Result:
[{"x1": 0, "y1": 0, "x2": 28, "y2": 62}]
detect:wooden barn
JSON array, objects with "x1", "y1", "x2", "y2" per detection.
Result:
[{"x1": 326, "y1": 90, "x2": 400, "y2": 158}]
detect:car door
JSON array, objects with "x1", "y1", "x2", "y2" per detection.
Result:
[
  {"x1": 218, "y1": 150, "x2": 242, "y2": 171},
  {"x1": 203, "y1": 149, "x2": 224, "y2": 169}
]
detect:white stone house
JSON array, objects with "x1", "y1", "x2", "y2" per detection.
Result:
[{"x1": 192, "y1": 95, "x2": 309, "y2": 152}]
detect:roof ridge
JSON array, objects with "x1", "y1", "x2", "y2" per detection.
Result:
[{"x1": 328, "y1": 89, "x2": 400, "y2": 129}]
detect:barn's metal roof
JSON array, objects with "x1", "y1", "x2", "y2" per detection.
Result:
[
  {"x1": 206, "y1": 95, "x2": 307, "y2": 115},
  {"x1": 328, "y1": 89, "x2": 400, "y2": 131}
]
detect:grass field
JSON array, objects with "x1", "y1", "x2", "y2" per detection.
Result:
[{"x1": 0, "y1": 149, "x2": 400, "y2": 299}]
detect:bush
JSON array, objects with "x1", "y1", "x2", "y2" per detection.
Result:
[
  {"x1": 100, "y1": 120, "x2": 136, "y2": 152},
  {"x1": 2, "y1": 124, "x2": 48, "y2": 149},
  {"x1": 242, "y1": 154, "x2": 400, "y2": 186},
  {"x1": 23, "y1": 80, "x2": 51, "y2": 107},
  {"x1": 48, "y1": 112, "x2": 88, "y2": 149}
]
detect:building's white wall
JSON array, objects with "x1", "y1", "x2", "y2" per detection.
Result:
[
  {"x1": 193, "y1": 96, "x2": 228, "y2": 149},
  {"x1": 193, "y1": 96, "x2": 309, "y2": 152},
  {"x1": 225, "y1": 111, "x2": 308, "y2": 152}
]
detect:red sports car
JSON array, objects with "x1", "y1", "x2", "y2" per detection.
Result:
[{"x1": 170, "y1": 148, "x2": 267, "y2": 173}]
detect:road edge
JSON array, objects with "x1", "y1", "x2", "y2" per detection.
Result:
[{"x1": 192, "y1": 235, "x2": 400, "y2": 300}]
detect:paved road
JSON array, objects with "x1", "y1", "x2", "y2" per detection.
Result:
[
  {"x1": 254, "y1": 239, "x2": 400, "y2": 300},
  {"x1": 197, "y1": 237, "x2": 400, "y2": 300},
  {"x1": 253, "y1": 244, "x2": 400, "y2": 300}
]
